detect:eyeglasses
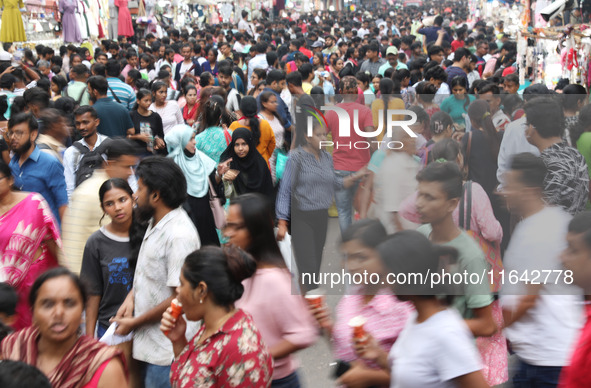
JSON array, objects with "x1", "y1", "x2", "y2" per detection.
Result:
[{"x1": 7, "y1": 130, "x2": 27, "y2": 138}]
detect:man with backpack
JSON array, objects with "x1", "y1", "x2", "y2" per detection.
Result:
[
  {"x1": 65, "y1": 64, "x2": 90, "y2": 108},
  {"x1": 63, "y1": 106, "x2": 110, "y2": 199},
  {"x1": 60, "y1": 139, "x2": 139, "y2": 274}
]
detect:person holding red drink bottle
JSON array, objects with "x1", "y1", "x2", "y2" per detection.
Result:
[{"x1": 160, "y1": 246, "x2": 273, "y2": 388}]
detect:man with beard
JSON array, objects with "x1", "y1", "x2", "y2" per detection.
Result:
[
  {"x1": 63, "y1": 106, "x2": 110, "y2": 199},
  {"x1": 86, "y1": 76, "x2": 134, "y2": 138},
  {"x1": 111, "y1": 157, "x2": 208, "y2": 388},
  {"x1": 8, "y1": 112, "x2": 68, "y2": 226},
  {"x1": 61, "y1": 139, "x2": 139, "y2": 274}
]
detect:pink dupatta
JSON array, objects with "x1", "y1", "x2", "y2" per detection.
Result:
[{"x1": 0, "y1": 193, "x2": 61, "y2": 330}]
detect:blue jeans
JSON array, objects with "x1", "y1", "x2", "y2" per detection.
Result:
[
  {"x1": 334, "y1": 170, "x2": 360, "y2": 235},
  {"x1": 138, "y1": 361, "x2": 172, "y2": 388},
  {"x1": 96, "y1": 324, "x2": 109, "y2": 339},
  {"x1": 272, "y1": 371, "x2": 301, "y2": 388},
  {"x1": 512, "y1": 359, "x2": 562, "y2": 388}
]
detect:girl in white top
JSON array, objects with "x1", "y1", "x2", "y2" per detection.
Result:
[
  {"x1": 258, "y1": 91, "x2": 285, "y2": 185},
  {"x1": 149, "y1": 81, "x2": 183, "y2": 135},
  {"x1": 354, "y1": 231, "x2": 488, "y2": 388}
]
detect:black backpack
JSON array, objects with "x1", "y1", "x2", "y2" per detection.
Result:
[
  {"x1": 63, "y1": 85, "x2": 88, "y2": 111},
  {"x1": 73, "y1": 139, "x2": 113, "y2": 187}
]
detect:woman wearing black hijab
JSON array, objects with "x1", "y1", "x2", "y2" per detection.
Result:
[{"x1": 220, "y1": 128, "x2": 274, "y2": 199}]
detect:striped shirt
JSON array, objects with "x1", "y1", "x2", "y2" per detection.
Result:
[
  {"x1": 276, "y1": 147, "x2": 343, "y2": 220},
  {"x1": 107, "y1": 77, "x2": 136, "y2": 111}
]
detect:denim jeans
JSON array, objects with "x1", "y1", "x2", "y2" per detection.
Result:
[
  {"x1": 334, "y1": 170, "x2": 360, "y2": 235},
  {"x1": 138, "y1": 361, "x2": 172, "y2": 388},
  {"x1": 512, "y1": 359, "x2": 562, "y2": 388},
  {"x1": 96, "y1": 324, "x2": 109, "y2": 339},
  {"x1": 272, "y1": 371, "x2": 301, "y2": 388}
]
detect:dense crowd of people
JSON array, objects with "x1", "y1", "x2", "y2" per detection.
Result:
[{"x1": 1, "y1": 0, "x2": 591, "y2": 387}]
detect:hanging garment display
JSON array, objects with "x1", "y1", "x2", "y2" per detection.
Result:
[
  {"x1": 0, "y1": 0, "x2": 26, "y2": 42},
  {"x1": 108, "y1": 0, "x2": 118, "y2": 40},
  {"x1": 59, "y1": 0, "x2": 82, "y2": 42},
  {"x1": 116, "y1": 0, "x2": 133, "y2": 37}
]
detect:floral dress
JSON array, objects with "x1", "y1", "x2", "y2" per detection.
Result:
[{"x1": 170, "y1": 309, "x2": 273, "y2": 388}]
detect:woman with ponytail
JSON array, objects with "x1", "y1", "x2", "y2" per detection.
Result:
[
  {"x1": 81, "y1": 178, "x2": 147, "y2": 338},
  {"x1": 464, "y1": 99, "x2": 502, "y2": 198},
  {"x1": 229, "y1": 96, "x2": 276, "y2": 164},
  {"x1": 160, "y1": 246, "x2": 272, "y2": 387}
]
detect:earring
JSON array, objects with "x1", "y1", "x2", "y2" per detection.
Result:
[{"x1": 200, "y1": 299, "x2": 203, "y2": 304}]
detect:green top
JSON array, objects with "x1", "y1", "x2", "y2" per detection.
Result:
[
  {"x1": 417, "y1": 224, "x2": 493, "y2": 319},
  {"x1": 440, "y1": 94, "x2": 475, "y2": 125}
]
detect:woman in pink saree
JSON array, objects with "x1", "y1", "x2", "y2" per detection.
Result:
[{"x1": 0, "y1": 161, "x2": 61, "y2": 330}]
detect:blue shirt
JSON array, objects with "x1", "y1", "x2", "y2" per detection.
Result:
[
  {"x1": 10, "y1": 146, "x2": 68, "y2": 226},
  {"x1": 107, "y1": 77, "x2": 136, "y2": 111},
  {"x1": 417, "y1": 26, "x2": 452, "y2": 45}
]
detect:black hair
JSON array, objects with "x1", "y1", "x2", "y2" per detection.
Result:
[
  {"x1": 429, "y1": 110, "x2": 453, "y2": 136},
  {"x1": 127, "y1": 69, "x2": 142, "y2": 84},
  {"x1": 230, "y1": 193, "x2": 285, "y2": 268},
  {"x1": 0, "y1": 74, "x2": 16, "y2": 89},
  {"x1": 200, "y1": 98, "x2": 224, "y2": 132},
  {"x1": 87, "y1": 75, "x2": 109, "y2": 95},
  {"x1": 341, "y1": 219, "x2": 387, "y2": 248},
  {"x1": 286, "y1": 71, "x2": 303, "y2": 87},
  {"x1": 562, "y1": 84, "x2": 587, "y2": 110},
  {"x1": 266, "y1": 51, "x2": 278, "y2": 68},
  {"x1": 0, "y1": 361, "x2": 51, "y2": 388},
  {"x1": 183, "y1": 246, "x2": 257, "y2": 308},
  {"x1": 267, "y1": 69, "x2": 286, "y2": 85},
  {"x1": 567, "y1": 211, "x2": 591, "y2": 249},
  {"x1": 74, "y1": 105, "x2": 99, "y2": 119},
  {"x1": 239, "y1": 96, "x2": 261, "y2": 146},
  {"x1": 151, "y1": 80, "x2": 167, "y2": 94},
  {"x1": 8, "y1": 112, "x2": 38, "y2": 132},
  {"x1": 468, "y1": 99, "x2": 501, "y2": 159},
  {"x1": 414, "y1": 81, "x2": 437, "y2": 103},
  {"x1": 0, "y1": 282, "x2": 17, "y2": 316},
  {"x1": 51, "y1": 75, "x2": 68, "y2": 93},
  {"x1": 377, "y1": 230, "x2": 458, "y2": 297},
  {"x1": 416, "y1": 161, "x2": 463, "y2": 199},
  {"x1": 430, "y1": 138, "x2": 462, "y2": 164},
  {"x1": 136, "y1": 156, "x2": 187, "y2": 209},
  {"x1": 99, "y1": 178, "x2": 146, "y2": 266},
  {"x1": 427, "y1": 45, "x2": 444, "y2": 58},
  {"x1": 106, "y1": 59, "x2": 121, "y2": 77},
  {"x1": 510, "y1": 152, "x2": 547, "y2": 189},
  {"x1": 355, "y1": 71, "x2": 371, "y2": 87},
  {"x1": 218, "y1": 62, "x2": 233, "y2": 77},
  {"x1": 133, "y1": 88, "x2": 152, "y2": 111},
  {"x1": 199, "y1": 71, "x2": 214, "y2": 88},
  {"x1": 523, "y1": 97, "x2": 565, "y2": 139},
  {"x1": 424, "y1": 65, "x2": 447, "y2": 82},
  {"x1": 29, "y1": 267, "x2": 87, "y2": 309}
]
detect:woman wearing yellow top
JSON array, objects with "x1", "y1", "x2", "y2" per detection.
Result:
[
  {"x1": 370, "y1": 78, "x2": 406, "y2": 142},
  {"x1": 229, "y1": 96, "x2": 276, "y2": 165}
]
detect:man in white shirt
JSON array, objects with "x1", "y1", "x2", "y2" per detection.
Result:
[
  {"x1": 500, "y1": 152, "x2": 583, "y2": 386},
  {"x1": 111, "y1": 157, "x2": 204, "y2": 388},
  {"x1": 218, "y1": 63, "x2": 242, "y2": 117},
  {"x1": 238, "y1": 10, "x2": 253, "y2": 38},
  {"x1": 247, "y1": 42, "x2": 269, "y2": 90},
  {"x1": 63, "y1": 106, "x2": 109, "y2": 200}
]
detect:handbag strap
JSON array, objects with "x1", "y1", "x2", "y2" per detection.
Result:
[
  {"x1": 208, "y1": 175, "x2": 218, "y2": 200},
  {"x1": 107, "y1": 85, "x2": 122, "y2": 104},
  {"x1": 459, "y1": 180, "x2": 472, "y2": 231},
  {"x1": 465, "y1": 131, "x2": 473, "y2": 176}
]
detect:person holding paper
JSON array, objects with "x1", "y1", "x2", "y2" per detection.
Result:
[{"x1": 80, "y1": 178, "x2": 146, "y2": 338}]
